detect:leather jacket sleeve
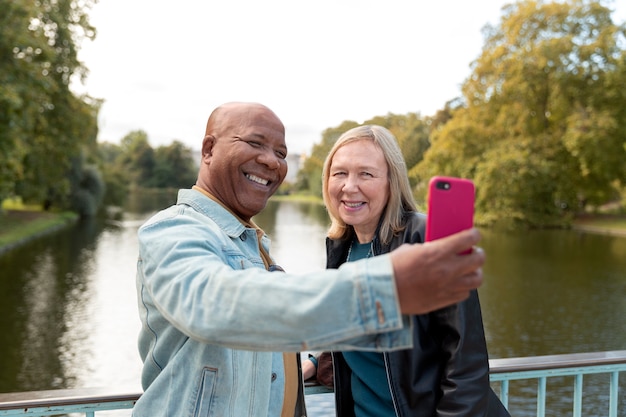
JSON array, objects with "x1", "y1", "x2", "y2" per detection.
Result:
[{"x1": 383, "y1": 212, "x2": 493, "y2": 417}]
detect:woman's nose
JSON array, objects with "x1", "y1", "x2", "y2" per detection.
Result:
[{"x1": 342, "y1": 175, "x2": 359, "y2": 191}]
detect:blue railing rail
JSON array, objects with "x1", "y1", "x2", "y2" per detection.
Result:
[
  {"x1": 0, "y1": 387, "x2": 139, "y2": 416},
  {"x1": 0, "y1": 350, "x2": 624, "y2": 417},
  {"x1": 489, "y1": 350, "x2": 626, "y2": 417}
]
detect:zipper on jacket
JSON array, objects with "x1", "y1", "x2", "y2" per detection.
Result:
[{"x1": 383, "y1": 352, "x2": 401, "y2": 417}]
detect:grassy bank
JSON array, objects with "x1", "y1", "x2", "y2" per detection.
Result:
[
  {"x1": 571, "y1": 215, "x2": 626, "y2": 236},
  {"x1": 271, "y1": 193, "x2": 323, "y2": 204},
  {"x1": 0, "y1": 209, "x2": 78, "y2": 253}
]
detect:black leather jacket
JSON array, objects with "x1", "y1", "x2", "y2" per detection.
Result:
[{"x1": 326, "y1": 212, "x2": 508, "y2": 417}]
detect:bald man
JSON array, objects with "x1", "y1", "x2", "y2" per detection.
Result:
[{"x1": 134, "y1": 102, "x2": 485, "y2": 416}]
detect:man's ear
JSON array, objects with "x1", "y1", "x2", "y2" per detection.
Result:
[{"x1": 201, "y1": 135, "x2": 215, "y2": 161}]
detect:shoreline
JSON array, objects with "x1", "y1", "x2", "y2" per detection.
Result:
[
  {"x1": 0, "y1": 208, "x2": 625, "y2": 256},
  {"x1": 0, "y1": 210, "x2": 78, "y2": 256},
  {"x1": 570, "y1": 224, "x2": 626, "y2": 237}
]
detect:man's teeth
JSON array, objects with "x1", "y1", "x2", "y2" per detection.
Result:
[{"x1": 246, "y1": 174, "x2": 269, "y2": 186}]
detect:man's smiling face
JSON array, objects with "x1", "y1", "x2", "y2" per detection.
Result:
[{"x1": 199, "y1": 103, "x2": 287, "y2": 221}]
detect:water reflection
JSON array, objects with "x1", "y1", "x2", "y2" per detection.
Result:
[
  {"x1": 479, "y1": 228, "x2": 626, "y2": 360},
  {"x1": 478, "y1": 228, "x2": 626, "y2": 416},
  {"x1": 0, "y1": 217, "x2": 104, "y2": 391},
  {"x1": 254, "y1": 200, "x2": 329, "y2": 273}
]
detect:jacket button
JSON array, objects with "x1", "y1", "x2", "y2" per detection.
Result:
[
  {"x1": 240, "y1": 234, "x2": 247, "y2": 241},
  {"x1": 271, "y1": 373, "x2": 277, "y2": 382}
]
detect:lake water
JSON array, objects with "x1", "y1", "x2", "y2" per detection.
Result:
[{"x1": 0, "y1": 195, "x2": 625, "y2": 416}]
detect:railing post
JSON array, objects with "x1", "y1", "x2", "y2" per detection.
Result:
[
  {"x1": 573, "y1": 373, "x2": 582, "y2": 417},
  {"x1": 499, "y1": 380, "x2": 509, "y2": 408},
  {"x1": 536, "y1": 377, "x2": 546, "y2": 417},
  {"x1": 609, "y1": 371, "x2": 618, "y2": 417}
]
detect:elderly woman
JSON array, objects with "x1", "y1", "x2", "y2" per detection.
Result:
[{"x1": 305, "y1": 125, "x2": 508, "y2": 417}]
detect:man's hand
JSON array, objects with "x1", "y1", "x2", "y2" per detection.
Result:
[{"x1": 390, "y1": 228, "x2": 485, "y2": 315}]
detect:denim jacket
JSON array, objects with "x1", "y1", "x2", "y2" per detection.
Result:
[{"x1": 134, "y1": 189, "x2": 413, "y2": 417}]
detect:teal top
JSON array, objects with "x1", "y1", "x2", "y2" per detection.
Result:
[{"x1": 343, "y1": 240, "x2": 395, "y2": 416}]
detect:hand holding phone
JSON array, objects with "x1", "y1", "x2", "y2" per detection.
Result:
[{"x1": 425, "y1": 176, "x2": 475, "y2": 252}]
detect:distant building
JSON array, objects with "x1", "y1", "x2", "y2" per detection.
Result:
[{"x1": 284, "y1": 153, "x2": 304, "y2": 184}]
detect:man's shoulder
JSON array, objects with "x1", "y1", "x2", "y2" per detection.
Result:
[
  {"x1": 138, "y1": 189, "x2": 219, "y2": 229},
  {"x1": 175, "y1": 188, "x2": 246, "y2": 237}
]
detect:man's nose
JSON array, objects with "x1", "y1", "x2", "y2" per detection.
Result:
[{"x1": 257, "y1": 149, "x2": 282, "y2": 170}]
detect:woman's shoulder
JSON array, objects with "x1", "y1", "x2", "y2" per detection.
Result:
[{"x1": 403, "y1": 211, "x2": 427, "y2": 230}]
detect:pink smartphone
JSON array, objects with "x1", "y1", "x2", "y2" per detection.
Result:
[{"x1": 425, "y1": 176, "x2": 475, "y2": 246}]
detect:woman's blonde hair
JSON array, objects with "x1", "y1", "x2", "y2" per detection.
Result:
[{"x1": 322, "y1": 125, "x2": 418, "y2": 245}]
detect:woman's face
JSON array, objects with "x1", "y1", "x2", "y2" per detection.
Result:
[{"x1": 327, "y1": 140, "x2": 389, "y2": 243}]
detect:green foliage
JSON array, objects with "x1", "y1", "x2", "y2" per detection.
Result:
[
  {"x1": 295, "y1": 0, "x2": 626, "y2": 228},
  {"x1": 118, "y1": 130, "x2": 155, "y2": 185},
  {"x1": 473, "y1": 136, "x2": 577, "y2": 228},
  {"x1": 415, "y1": 0, "x2": 626, "y2": 228},
  {"x1": 0, "y1": 0, "x2": 101, "y2": 213},
  {"x1": 98, "y1": 142, "x2": 128, "y2": 207},
  {"x1": 68, "y1": 153, "x2": 105, "y2": 217},
  {"x1": 295, "y1": 121, "x2": 358, "y2": 197},
  {"x1": 295, "y1": 114, "x2": 432, "y2": 199},
  {"x1": 151, "y1": 141, "x2": 197, "y2": 189},
  {"x1": 97, "y1": 133, "x2": 198, "y2": 203},
  {"x1": 365, "y1": 113, "x2": 431, "y2": 186}
]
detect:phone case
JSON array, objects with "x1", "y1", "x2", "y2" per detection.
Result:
[{"x1": 425, "y1": 176, "x2": 475, "y2": 243}]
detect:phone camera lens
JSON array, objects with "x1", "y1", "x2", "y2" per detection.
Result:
[{"x1": 436, "y1": 181, "x2": 451, "y2": 190}]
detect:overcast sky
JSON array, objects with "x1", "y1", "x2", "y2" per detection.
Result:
[{"x1": 74, "y1": 0, "x2": 625, "y2": 155}]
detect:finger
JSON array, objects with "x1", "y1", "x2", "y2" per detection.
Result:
[
  {"x1": 440, "y1": 272, "x2": 482, "y2": 306},
  {"x1": 451, "y1": 228, "x2": 481, "y2": 253},
  {"x1": 462, "y1": 268, "x2": 483, "y2": 290},
  {"x1": 428, "y1": 228, "x2": 481, "y2": 254},
  {"x1": 454, "y1": 246, "x2": 485, "y2": 275}
]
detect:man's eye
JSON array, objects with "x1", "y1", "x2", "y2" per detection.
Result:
[
  {"x1": 247, "y1": 140, "x2": 262, "y2": 148},
  {"x1": 275, "y1": 151, "x2": 287, "y2": 159}
]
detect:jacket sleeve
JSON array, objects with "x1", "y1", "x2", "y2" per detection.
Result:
[
  {"x1": 433, "y1": 290, "x2": 491, "y2": 416},
  {"x1": 138, "y1": 208, "x2": 413, "y2": 352}
]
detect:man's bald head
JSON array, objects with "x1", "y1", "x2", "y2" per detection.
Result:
[{"x1": 205, "y1": 102, "x2": 284, "y2": 138}]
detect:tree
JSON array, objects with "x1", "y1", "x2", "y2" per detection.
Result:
[
  {"x1": 98, "y1": 141, "x2": 129, "y2": 208},
  {"x1": 0, "y1": 0, "x2": 100, "y2": 211},
  {"x1": 365, "y1": 112, "x2": 431, "y2": 185},
  {"x1": 295, "y1": 121, "x2": 359, "y2": 196},
  {"x1": 151, "y1": 141, "x2": 198, "y2": 189},
  {"x1": 415, "y1": 0, "x2": 626, "y2": 228},
  {"x1": 67, "y1": 150, "x2": 105, "y2": 217},
  {"x1": 118, "y1": 130, "x2": 155, "y2": 187}
]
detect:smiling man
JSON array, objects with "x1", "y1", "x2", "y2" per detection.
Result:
[
  {"x1": 134, "y1": 102, "x2": 486, "y2": 417},
  {"x1": 196, "y1": 102, "x2": 288, "y2": 221}
]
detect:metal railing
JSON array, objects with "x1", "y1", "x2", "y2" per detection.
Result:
[
  {"x1": 0, "y1": 387, "x2": 138, "y2": 416},
  {"x1": 0, "y1": 350, "x2": 624, "y2": 417},
  {"x1": 489, "y1": 350, "x2": 626, "y2": 417}
]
